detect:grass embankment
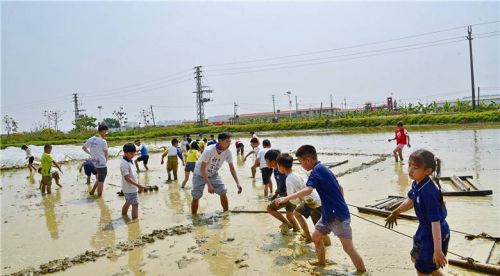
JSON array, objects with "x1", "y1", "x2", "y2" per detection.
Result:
[{"x1": 2, "y1": 110, "x2": 499, "y2": 149}]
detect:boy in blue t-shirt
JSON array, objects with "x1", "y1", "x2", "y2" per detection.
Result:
[
  {"x1": 134, "y1": 139, "x2": 150, "y2": 172},
  {"x1": 276, "y1": 145, "x2": 366, "y2": 272},
  {"x1": 79, "y1": 159, "x2": 96, "y2": 184}
]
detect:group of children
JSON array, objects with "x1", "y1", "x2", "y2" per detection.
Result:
[
  {"x1": 205, "y1": 127, "x2": 447, "y2": 275},
  {"x1": 21, "y1": 121, "x2": 449, "y2": 275}
]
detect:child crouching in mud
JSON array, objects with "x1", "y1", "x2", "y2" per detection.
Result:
[
  {"x1": 275, "y1": 145, "x2": 366, "y2": 272},
  {"x1": 385, "y1": 149, "x2": 449, "y2": 275}
]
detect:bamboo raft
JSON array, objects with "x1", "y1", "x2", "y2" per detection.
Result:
[
  {"x1": 449, "y1": 240, "x2": 500, "y2": 274},
  {"x1": 356, "y1": 195, "x2": 417, "y2": 220},
  {"x1": 438, "y1": 175, "x2": 492, "y2": 196}
]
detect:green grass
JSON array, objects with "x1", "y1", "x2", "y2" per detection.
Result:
[{"x1": 2, "y1": 110, "x2": 499, "y2": 149}]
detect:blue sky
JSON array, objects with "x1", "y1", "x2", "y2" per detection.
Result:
[{"x1": 2, "y1": 1, "x2": 499, "y2": 131}]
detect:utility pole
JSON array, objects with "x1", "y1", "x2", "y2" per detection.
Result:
[
  {"x1": 285, "y1": 91, "x2": 292, "y2": 118},
  {"x1": 330, "y1": 94, "x2": 333, "y2": 114},
  {"x1": 295, "y1": 95, "x2": 298, "y2": 114},
  {"x1": 72, "y1": 93, "x2": 86, "y2": 121},
  {"x1": 233, "y1": 102, "x2": 238, "y2": 124},
  {"x1": 467, "y1": 25, "x2": 476, "y2": 109},
  {"x1": 272, "y1": 94, "x2": 276, "y2": 114},
  {"x1": 193, "y1": 66, "x2": 212, "y2": 126},
  {"x1": 344, "y1": 97, "x2": 347, "y2": 111},
  {"x1": 320, "y1": 102, "x2": 323, "y2": 116},
  {"x1": 150, "y1": 105, "x2": 156, "y2": 126},
  {"x1": 97, "y1": 106, "x2": 103, "y2": 123}
]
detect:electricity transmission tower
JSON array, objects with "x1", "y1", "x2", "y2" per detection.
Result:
[{"x1": 193, "y1": 66, "x2": 212, "y2": 126}]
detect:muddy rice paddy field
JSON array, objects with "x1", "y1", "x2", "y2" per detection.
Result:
[{"x1": 1, "y1": 127, "x2": 499, "y2": 275}]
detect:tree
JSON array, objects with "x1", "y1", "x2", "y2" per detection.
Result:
[
  {"x1": 43, "y1": 110, "x2": 65, "y2": 131},
  {"x1": 102, "y1": 117, "x2": 120, "y2": 128},
  {"x1": 113, "y1": 107, "x2": 128, "y2": 131},
  {"x1": 3, "y1": 115, "x2": 18, "y2": 136},
  {"x1": 72, "y1": 116, "x2": 97, "y2": 131}
]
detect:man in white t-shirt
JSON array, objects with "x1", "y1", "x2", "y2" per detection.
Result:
[
  {"x1": 82, "y1": 124, "x2": 109, "y2": 197},
  {"x1": 276, "y1": 153, "x2": 330, "y2": 245},
  {"x1": 255, "y1": 139, "x2": 273, "y2": 197},
  {"x1": 191, "y1": 133, "x2": 242, "y2": 215}
]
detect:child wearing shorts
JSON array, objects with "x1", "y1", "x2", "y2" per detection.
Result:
[
  {"x1": 243, "y1": 137, "x2": 260, "y2": 178},
  {"x1": 121, "y1": 143, "x2": 145, "y2": 220},
  {"x1": 276, "y1": 153, "x2": 327, "y2": 244},
  {"x1": 161, "y1": 138, "x2": 184, "y2": 181},
  {"x1": 388, "y1": 121, "x2": 411, "y2": 162},
  {"x1": 276, "y1": 145, "x2": 366, "y2": 272},
  {"x1": 21, "y1": 145, "x2": 36, "y2": 178},
  {"x1": 181, "y1": 141, "x2": 200, "y2": 188},
  {"x1": 257, "y1": 139, "x2": 273, "y2": 197},
  {"x1": 40, "y1": 144, "x2": 63, "y2": 194},
  {"x1": 134, "y1": 139, "x2": 150, "y2": 172},
  {"x1": 265, "y1": 149, "x2": 300, "y2": 233},
  {"x1": 385, "y1": 149, "x2": 449, "y2": 275},
  {"x1": 79, "y1": 159, "x2": 95, "y2": 184}
]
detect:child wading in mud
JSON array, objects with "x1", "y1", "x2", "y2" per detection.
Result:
[
  {"x1": 121, "y1": 143, "x2": 145, "y2": 220},
  {"x1": 388, "y1": 121, "x2": 411, "y2": 163},
  {"x1": 265, "y1": 149, "x2": 300, "y2": 233},
  {"x1": 39, "y1": 144, "x2": 63, "y2": 194},
  {"x1": 276, "y1": 153, "x2": 325, "y2": 244},
  {"x1": 276, "y1": 145, "x2": 366, "y2": 272},
  {"x1": 386, "y1": 149, "x2": 449, "y2": 275}
]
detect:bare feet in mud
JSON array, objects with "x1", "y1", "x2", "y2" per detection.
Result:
[
  {"x1": 308, "y1": 259, "x2": 336, "y2": 267},
  {"x1": 299, "y1": 234, "x2": 312, "y2": 243}
]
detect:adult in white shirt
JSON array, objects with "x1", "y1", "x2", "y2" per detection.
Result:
[
  {"x1": 82, "y1": 124, "x2": 109, "y2": 197},
  {"x1": 191, "y1": 133, "x2": 242, "y2": 215}
]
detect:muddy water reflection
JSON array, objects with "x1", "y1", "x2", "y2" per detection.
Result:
[{"x1": 42, "y1": 190, "x2": 61, "y2": 240}]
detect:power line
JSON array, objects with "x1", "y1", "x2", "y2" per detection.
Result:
[
  {"x1": 205, "y1": 34, "x2": 498, "y2": 78},
  {"x1": 80, "y1": 68, "x2": 193, "y2": 96},
  {"x1": 206, "y1": 35, "x2": 467, "y2": 73},
  {"x1": 204, "y1": 20, "x2": 499, "y2": 67}
]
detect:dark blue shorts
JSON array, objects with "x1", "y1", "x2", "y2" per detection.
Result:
[
  {"x1": 411, "y1": 232, "x2": 450, "y2": 274},
  {"x1": 83, "y1": 163, "x2": 96, "y2": 177},
  {"x1": 136, "y1": 155, "x2": 149, "y2": 165}
]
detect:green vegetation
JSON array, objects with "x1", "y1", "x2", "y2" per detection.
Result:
[{"x1": 1, "y1": 109, "x2": 499, "y2": 149}]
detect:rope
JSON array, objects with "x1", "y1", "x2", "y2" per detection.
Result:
[
  {"x1": 346, "y1": 203, "x2": 499, "y2": 241},
  {"x1": 346, "y1": 205, "x2": 474, "y2": 261}
]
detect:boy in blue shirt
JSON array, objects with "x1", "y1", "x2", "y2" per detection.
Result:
[
  {"x1": 276, "y1": 145, "x2": 366, "y2": 272},
  {"x1": 134, "y1": 139, "x2": 150, "y2": 172}
]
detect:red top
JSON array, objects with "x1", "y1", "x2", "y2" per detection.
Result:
[{"x1": 395, "y1": 128, "x2": 408, "y2": 144}]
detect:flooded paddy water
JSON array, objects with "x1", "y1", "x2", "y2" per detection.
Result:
[{"x1": 1, "y1": 126, "x2": 499, "y2": 275}]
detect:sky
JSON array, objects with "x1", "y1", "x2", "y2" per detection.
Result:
[{"x1": 1, "y1": 1, "x2": 499, "y2": 132}]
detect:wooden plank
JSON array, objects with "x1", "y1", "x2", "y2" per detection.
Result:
[
  {"x1": 376, "y1": 198, "x2": 400, "y2": 209},
  {"x1": 326, "y1": 160, "x2": 349, "y2": 168},
  {"x1": 442, "y1": 190, "x2": 492, "y2": 196},
  {"x1": 463, "y1": 177, "x2": 482, "y2": 191},
  {"x1": 440, "y1": 175, "x2": 474, "y2": 180},
  {"x1": 367, "y1": 197, "x2": 395, "y2": 208},
  {"x1": 451, "y1": 175, "x2": 471, "y2": 191},
  {"x1": 449, "y1": 259, "x2": 500, "y2": 275},
  {"x1": 385, "y1": 199, "x2": 405, "y2": 211},
  {"x1": 356, "y1": 206, "x2": 417, "y2": 220},
  {"x1": 486, "y1": 242, "x2": 496, "y2": 264}
]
